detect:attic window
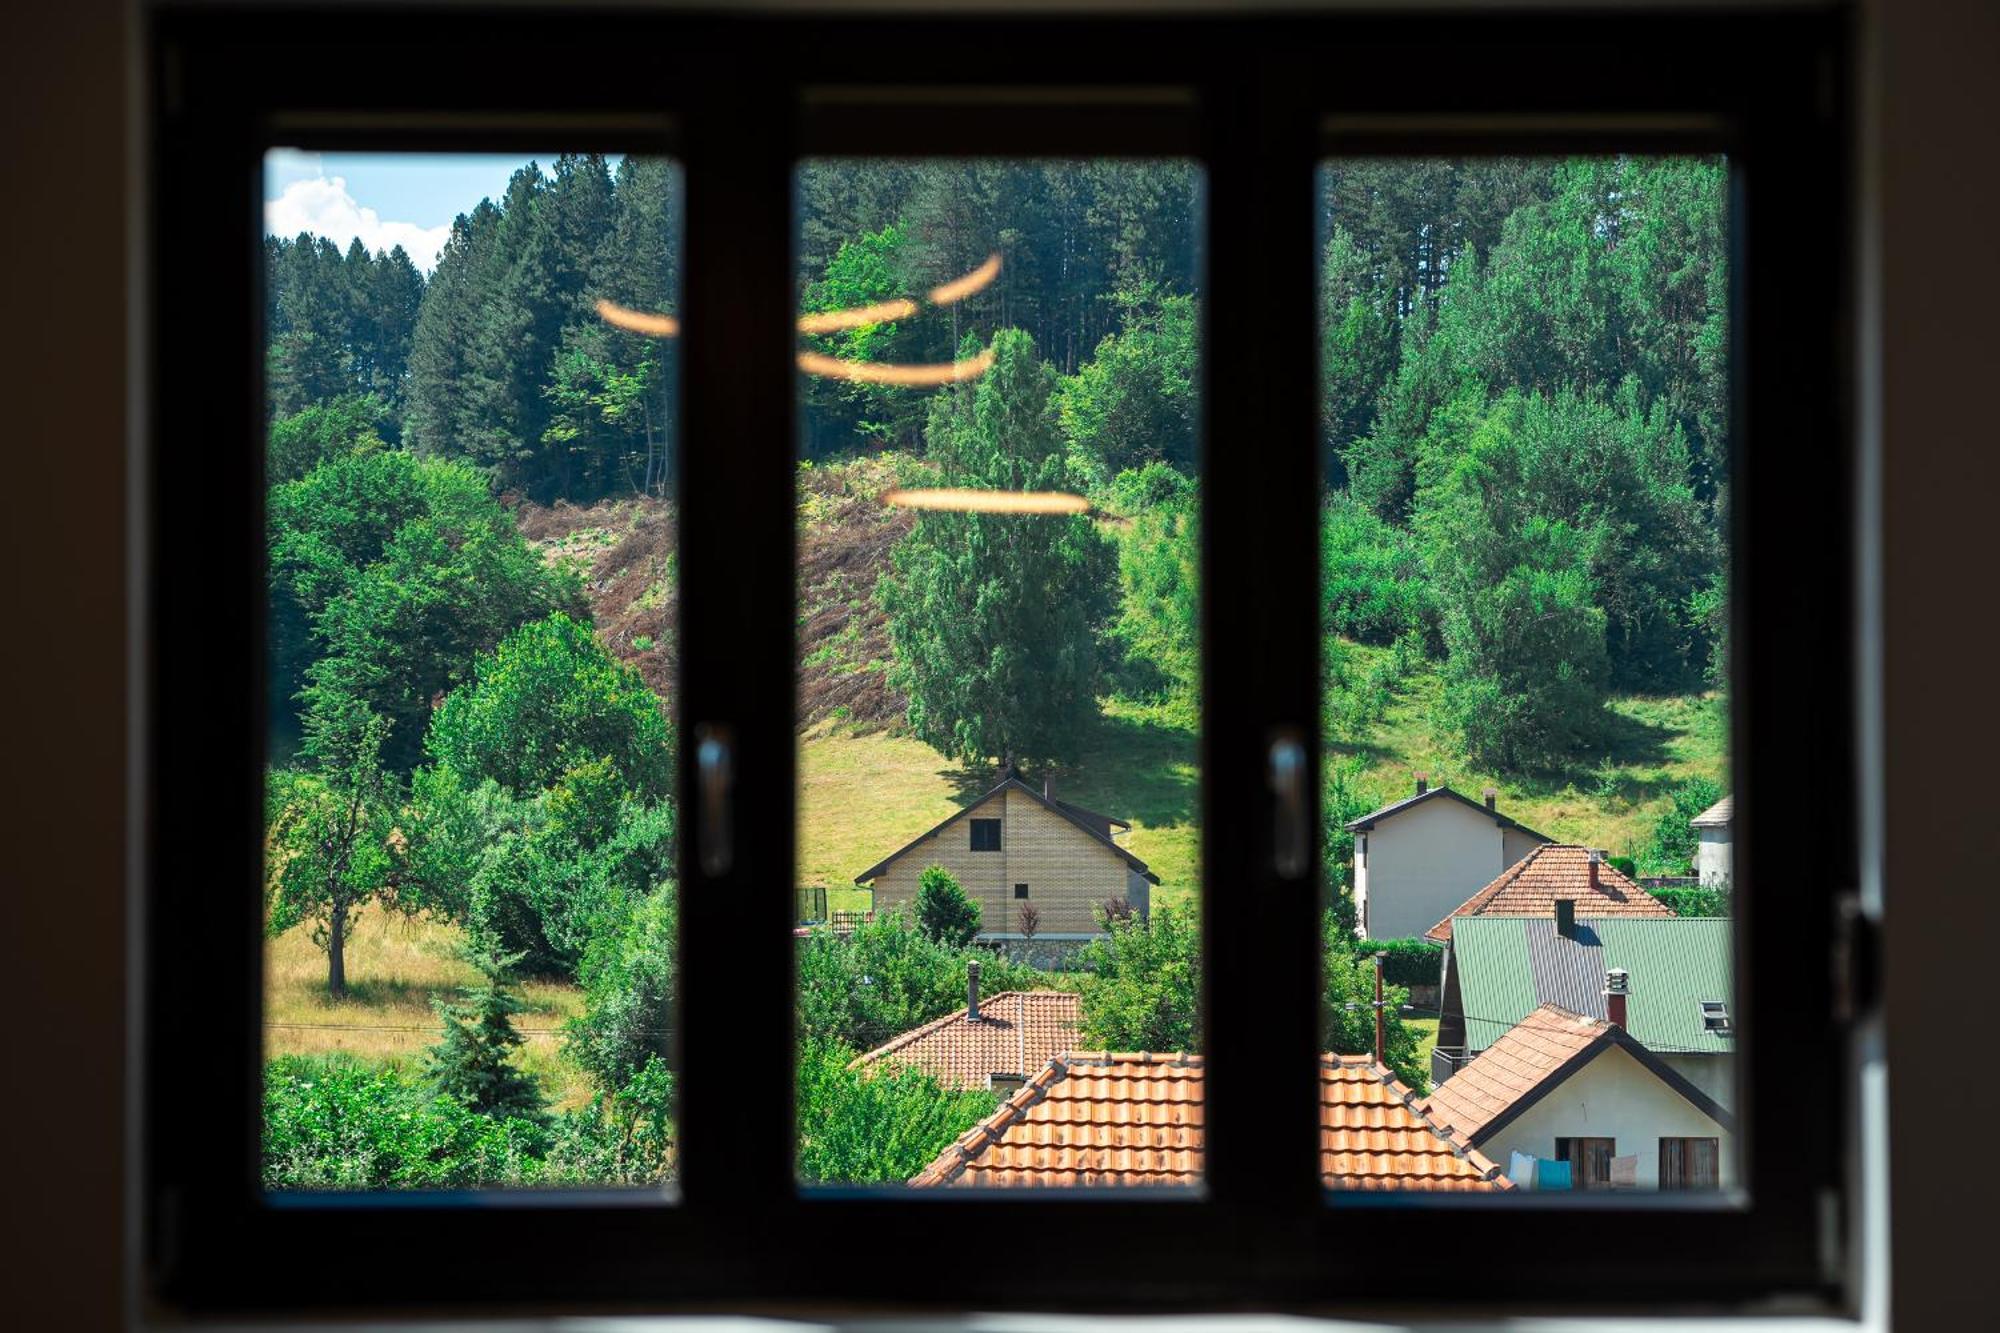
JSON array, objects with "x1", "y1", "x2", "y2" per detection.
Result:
[
  {"x1": 970, "y1": 818, "x2": 1001, "y2": 851},
  {"x1": 1701, "y1": 1000, "x2": 1733, "y2": 1035},
  {"x1": 1014, "y1": 883, "x2": 1030, "y2": 899}
]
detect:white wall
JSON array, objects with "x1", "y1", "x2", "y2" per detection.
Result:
[
  {"x1": 1358, "y1": 797, "x2": 1510, "y2": 940},
  {"x1": 1482, "y1": 1045, "x2": 1736, "y2": 1190},
  {"x1": 1696, "y1": 827, "x2": 1732, "y2": 885},
  {"x1": 1658, "y1": 1051, "x2": 1734, "y2": 1113}
]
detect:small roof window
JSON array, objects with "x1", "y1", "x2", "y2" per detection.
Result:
[{"x1": 1700, "y1": 1000, "x2": 1733, "y2": 1035}]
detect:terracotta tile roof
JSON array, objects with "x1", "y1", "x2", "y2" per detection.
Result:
[
  {"x1": 909, "y1": 1053, "x2": 1509, "y2": 1191},
  {"x1": 1421, "y1": 1003, "x2": 1736, "y2": 1145},
  {"x1": 1691, "y1": 794, "x2": 1734, "y2": 827},
  {"x1": 1425, "y1": 844, "x2": 1675, "y2": 943},
  {"x1": 1420, "y1": 1004, "x2": 1608, "y2": 1142},
  {"x1": 852, "y1": 990, "x2": 1082, "y2": 1092}
]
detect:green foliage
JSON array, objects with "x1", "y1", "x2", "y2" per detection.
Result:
[
  {"x1": 427, "y1": 611, "x2": 673, "y2": 801},
  {"x1": 1653, "y1": 884, "x2": 1730, "y2": 918},
  {"x1": 796, "y1": 910, "x2": 1051, "y2": 1052},
  {"x1": 1644, "y1": 775, "x2": 1725, "y2": 876},
  {"x1": 263, "y1": 699, "x2": 398, "y2": 996},
  {"x1": 1321, "y1": 915, "x2": 1425, "y2": 1090},
  {"x1": 1075, "y1": 904, "x2": 1200, "y2": 1053},
  {"x1": 265, "y1": 234, "x2": 424, "y2": 421},
  {"x1": 881, "y1": 329, "x2": 1118, "y2": 766},
  {"x1": 425, "y1": 929, "x2": 548, "y2": 1125},
  {"x1": 1319, "y1": 755, "x2": 1380, "y2": 930},
  {"x1": 1321, "y1": 492, "x2": 1431, "y2": 645},
  {"x1": 568, "y1": 886, "x2": 678, "y2": 1098},
  {"x1": 267, "y1": 450, "x2": 579, "y2": 769},
  {"x1": 267, "y1": 394, "x2": 388, "y2": 484},
  {"x1": 1059, "y1": 290, "x2": 1199, "y2": 487},
  {"x1": 1318, "y1": 225, "x2": 1398, "y2": 484},
  {"x1": 795, "y1": 1037, "x2": 997, "y2": 1185},
  {"x1": 1110, "y1": 470, "x2": 1199, "y2": 712},
  {"x1": 914, "y1": 864, "x2": 981, "y2": 947},
  {"x1": 800, "y1": 222, "x2": 928, "y2": 451},
  {"x1": 1370, "y1": 937, "x2": 1445, "y2": 989}
]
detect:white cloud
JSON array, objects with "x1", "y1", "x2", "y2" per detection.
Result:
[{"x1": 264, "y1": 173, "x2": 452, "y2": 273}]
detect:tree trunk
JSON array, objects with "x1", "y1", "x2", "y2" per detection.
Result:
[{"x1": 327, "y1": 900, "x2": 348, "y2": 998}]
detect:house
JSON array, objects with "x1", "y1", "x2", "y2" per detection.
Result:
[
  {"x1": 855, "y1": 767, "x2": 1158, "y2": 940},
  {"x1": 1422, "y1": 1002, "x2": 1737, "y2": 1190},
  {"x1": 1423, "y1": 844, "x2": 1675, "y2": 944},
  {"x1": 1436, "y1": 914, "x2": 1736, "y2": 1109},
  {"x1": 909, "y1": 1051, "x2": 1510, "y2": 1191},
  {"x1": 851, "y1": 965, "x2": 1080, "y2": 1094},
  {"x1": 1345, "y1": 776, "x2": 1550, "y2": 941},
  {"x1": 1692, "y1": 794, "x2": 1734, "y2": 885}
]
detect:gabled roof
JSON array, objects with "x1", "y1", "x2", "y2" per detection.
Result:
[
  {"x1": 1422, "y1": 1004, "x2": 1735, "y2": 1147},
  {"x1": 854, "y1": 771, "x2": 1158, "y2": 885},
  {"x1": 1425, "y1": 844, "x2": 1675, "y2": 943},
  {"x1": 909, "y1": 1052, "x2": 1509, "y2": 1191},
  {"x1": 1344, "y1": 782, "x2": 1551, "y2": 842},
  {"x1": 1448, "y1": 916, "x2": 1736, "y2": 1056},
  {"x1": 1691, "y1": 794, "x2": 1734, "y2": 828},
  {"x1": 851, "y1": 990, "x2": 1081, "y2": 1092}
]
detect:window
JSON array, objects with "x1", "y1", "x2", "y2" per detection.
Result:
[
  {"x1": 1556, "y1": 1137, "x2": 1619, "y2": 1191},
  {"x1": 969, "y1": 818, "x2": 1002, "y2": 852},
  {"x1": 1014, "y1": 883, "x2": 1031, "y2": 899},
  {"x1": 1661, "y1": 1137, "x2": 1722, "y2": 1190},
  {"x1": 1702, "y1": 1000, "x2": 1734, "y2": 1034},
  {"x1": 142, "y1": 3, "x2": 1859, "y2": 1316}
]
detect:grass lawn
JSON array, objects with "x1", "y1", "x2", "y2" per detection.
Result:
[
  {"x1": 1403, "y1": 1015, "x2": 1439, "y2": 1083},
  {"x1": 798, "y1": 698, "x2": 1202, "y2": 918},
  {"x1": 265, "y1": 903, "x2": 594, "y2": 1111}
]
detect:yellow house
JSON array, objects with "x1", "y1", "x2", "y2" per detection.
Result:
[{"x1": 856, "y1": 768, "x2": 1157, "y2": 940}]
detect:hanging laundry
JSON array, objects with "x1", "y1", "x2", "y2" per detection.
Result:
[
  {"x1": 1536, "y1": 1158, "x2": 1573, "y2": 1191},
  {"x1": 1508, "y1": 1151, "x2": 1538, "y2": 1191},
  {"x1": 1609, "y1": 1154, "x2": 1640, "y2": 1189}
]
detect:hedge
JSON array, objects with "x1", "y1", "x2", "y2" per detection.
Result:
[{"x1": 1367, "y1": 937, "x2": 1445, "y2": 988}]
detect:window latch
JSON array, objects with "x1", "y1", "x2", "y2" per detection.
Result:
[
  {"x1": 1268, "y1": 730, "x2": 1308, "y2": 880},
  {"x1": 1833, "y1": 893, "x2": 1882, "y2": 1024},
  {"x1": 695, "y1": 724, "x2": 734, "y2": 878}
]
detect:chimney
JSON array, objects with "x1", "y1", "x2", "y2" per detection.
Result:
[
  {"x1": 1415, "y1": 772, "x2": 1429, "y2": 796},
  {"x1": 1483, "y1": 787, "x2": 1497, "y2": 811},
  {"x1": 1604, "y1": 968, "x2": 1630, "y2": 1029},
  {"x1": 967, "y1": 960, "x2": 982, "y2": 1022},
  {"x1": 1043, "y1": 773, "x2": 1053, "y2": 802},
  {"x1": 1555, "y1": 897, "x2": 1577, "y2": 937},
  {"x1": 1587, "y1": 847, "x2": 1603, "y2": 892}
]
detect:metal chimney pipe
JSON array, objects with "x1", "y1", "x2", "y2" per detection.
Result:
[
  {"x1": 1483, "y1": 787, "x2": 1498, "y2": 811},
  {"x1": 967, "y1": 960, "x2": 982, "y2": 1022},
  {"x1": 1604, "y1": 968, "x2": 1630, "y2": 1029},
  {"x1": 1415, "y1": 772, "x2": 1429, "y2": 796}
]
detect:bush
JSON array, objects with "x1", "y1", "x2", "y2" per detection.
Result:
[
  {"x1": 1652, "y1": 885, "x2": 1730, "y2": 918},
  {"x1": 568, "y1": 885, "x2": 679, "y2": 1097},
  {"x1": 1322, "y1": 917, "x2": 1426, "y2": 1091},
  {"x1": 1368, "y1": 937, "x2": 1445, "y2": 989},
  {"x1": 1644, "y1": 775, "x2": 1725, "y2": 876},
  {"x1": 1075, "y1": 904, "x2": 1200, "y2": 1053},
  {"x1": 915, "y1": 864, "x2": 981, "y2": 947},
  {"x1": 796, "y1": 910, "x2": 1052, "y2": 1052},
  {"x1": 1321, "y1": 492, "x2": 1432, "y2": 645},
  {"x1": 796, "y1": 1037, "x2": 998, "y2": 1185}
]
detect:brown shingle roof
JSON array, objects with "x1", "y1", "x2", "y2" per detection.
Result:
[
  {"x1": 1421, "y1": 1003, "x2": 1736, "y2": 1146},
  {"x1": 852, "y1": 990, "x2": 1082, "y2": 1092},
  {"x1": 1424, "y1": 844, "x2": 1675, "y2": 943},
  {"x1": 909, "y1": 1052, "x2": 1509, "y2": 1190}
]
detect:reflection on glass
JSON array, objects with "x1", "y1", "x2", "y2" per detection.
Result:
[
  {"x1": 261, "y1": 151, "x2": 682, "y2": 1191},
  {"x1": 793, "y1": 159, "x2": 1204, "y2": 1188},
  {"x1": 1316, "y1": 156, "x2": 1736, "y2": 1194}
]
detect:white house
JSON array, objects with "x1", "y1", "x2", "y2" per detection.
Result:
[
  {"x1": 1345, "y1": 777, "x2": 1550, "y2": 941},
  {"x1": 1423, "y1": 1001, "x2": 1737, "y2": 1191},
  {"x1": 1692, "y1": 794, "x2": 1733, "y2": 885}
]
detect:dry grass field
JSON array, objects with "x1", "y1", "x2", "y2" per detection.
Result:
[{"x1": 264, "y1": 903, "x2": 595, "y2": 1111}]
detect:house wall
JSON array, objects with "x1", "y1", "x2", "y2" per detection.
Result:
[
  {"x1": 869, "y1": 788, "x2": 1132, "y2": 936},
  {"x1": 1696, "y1": 827, "x2": 1732, "y2": 885},
  {"x1": 1501, "y1": 826, "x2": 1544, "y2": 867},
  {"x1": 1658, "y1": 1052, "x2": 1734, "y2": 1112},
  {"x1": 1357, "y1": 798, "x2": 1512, "y2": 941},
  {"x1": 1479, "y1": 1045, "x2": 1737, "y2": 1190}
]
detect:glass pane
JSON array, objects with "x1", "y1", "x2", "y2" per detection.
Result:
[
  {"x1": 793, "y1": 159, "x2": 1204, "y2": 1188},
  {"x1": 1316, "y1": 156, "x2": 1737, "y2": 1195},
  {"x1": 261, "y1": 151, "x2": 682, "y2": 1191}
]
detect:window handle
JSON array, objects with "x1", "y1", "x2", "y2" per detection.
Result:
[
  {"x1": 695, "y1": 724, "x2": 734, "y2": 877},
  {"x1": 1268, "y1": 730, "x2": 1308, "y2": 880}
]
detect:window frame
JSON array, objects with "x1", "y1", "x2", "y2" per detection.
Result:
[
  {"x1": 971, "y1": 817, "x2": 1003, "y2": 852},
  {"x1": 139, "y1": 3, "x2": 1860, "y2": 1317}
]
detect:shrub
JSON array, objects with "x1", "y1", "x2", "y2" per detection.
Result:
[
  {"x1": 1652, "y1": 885, "x2": 1730, "y2": 918},
  {"x1": 1322, "y1": 916, "x2": 1426, "y2": 1091},
  {"x1": 1368, "y1": 937, "x2": 1446, "y2": 989},
  {"x1": 1320, "y1": 492, "x2": 1432, "y2": 645},
  {"x1": 915, "y1": 864, "x2": 981, "y2": 947},
  {"x1": 796, "y1": 1038, "x2": 998, "y2": 1185},
  {"x1": 796, "y1": 910, "x2": 1052, "y2": 1052},
  {"x1": 567, "y1": 885, "x2": 678, "y2": 1097},
  {"x1": 1644, "y1": 775, "x2": 1725, "y2": 876},
  {"x1": 1075, "y1": 904, "x2": 1200, "y2": 1053}
]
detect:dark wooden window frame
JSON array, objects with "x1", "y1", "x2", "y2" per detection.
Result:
[
  {"x1": 138, "y1": 3, "x2": 1862, "y2": 1318},
  {"x1": 971, "y1": 817, "x2": 1003, "y2": 851}
]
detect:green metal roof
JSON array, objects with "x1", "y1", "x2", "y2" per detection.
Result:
[{"x1": 1450, "y1": 916, "x2": 1735, "y2": 1055}]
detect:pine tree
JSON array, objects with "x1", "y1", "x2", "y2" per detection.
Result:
[
  {"x1": 427, "y1": 927, "x2": 549, "y2": 1124},
  {"x1": 914, "y1": 865, "x2": 980, "y2": 948}
]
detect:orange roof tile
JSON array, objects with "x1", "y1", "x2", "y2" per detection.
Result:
[
  {"x1": 1420, "y1": 1004, "x2": 1607, "y2": 1142},
  {"x1": 1425, "y1": 844, "x2": 1675, "y2": 943},
  {"x1": 910, "y1": 1052, "x2": 1509, "y2": 1191},
  {"x1": 852, "y1": 991, "x2": 1082, "y2": 1092}
]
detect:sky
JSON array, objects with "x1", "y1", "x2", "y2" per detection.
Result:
[{"x1": 263, "y1": 150, "x2": 549, "y2": 273}]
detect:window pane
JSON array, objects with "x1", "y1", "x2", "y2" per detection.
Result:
[
  {"x1": 261, "y1": 151, "x2": 682, "y2": 1192},
  {"x1": 1316, "y1": 156, "x2": 1738, "y2": 1196},
  {"x1": 793, "y1": 159, "x2": 1204, "y2": 1189}
]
